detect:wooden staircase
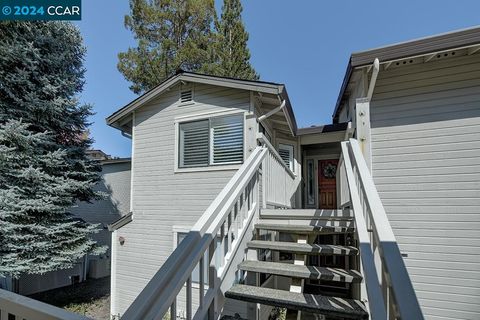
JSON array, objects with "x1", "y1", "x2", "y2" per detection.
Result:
[
  {"x1": 225, "y1": 209, "x2": 368, "y2": 320},
  {"x1": 117, "y1": 139, "x2": 421, "y2": 320}
]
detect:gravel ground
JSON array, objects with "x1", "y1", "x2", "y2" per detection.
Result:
[{"x1": 29, "y1": 276, "x2": 110, "y2": 320}]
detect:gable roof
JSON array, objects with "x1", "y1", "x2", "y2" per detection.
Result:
[
  {"x1": 106, "y1": 71, "x2": 298, "y2": 134},
  {"x1": 332, "y1": 25, "x2": 480, "y2": 122}
]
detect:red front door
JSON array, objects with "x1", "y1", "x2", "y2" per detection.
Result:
[{"x1": 318, "y1": 159, "x2": 338, "y2": 209}]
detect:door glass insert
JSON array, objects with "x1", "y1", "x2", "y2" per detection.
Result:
[{"x1": 307, "y1": 159, "x2": 315, "y2": 205}]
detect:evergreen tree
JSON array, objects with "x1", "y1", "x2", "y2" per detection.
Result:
[
  {"x1": 0, "y1": 22, "x2": 104, "y2": 278},
  {"x1": 118, "y1": 0, "x2": 216, "y2": 94},
  {"x1": 205, "y1": 0, "x2": 258, "y2": 80}
]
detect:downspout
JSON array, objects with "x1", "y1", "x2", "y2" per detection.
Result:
[
  {"x1": 258, "y1": 100, "x2": 286, "y2": 122},
  {"x1": 83, "y1": 255, "x2": 88, "y2": 281},
  {"x1": 344, "y1": 121, "x2": 354, "y2": 140}
]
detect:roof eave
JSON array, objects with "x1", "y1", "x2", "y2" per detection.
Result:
[
  {"x1": 106, "y1": 72, "x2": 286, "y2": 131},
  {"x1": 332, "y1": 60, "x2": 353, "y2": 123},
  {"x1": 332, "y1": 26, "x2": 480, "y2": 122},
  {"x1": 106, "y1": 73, "x2": 182, "y2": 127},
  {"x1": 350, "y1": 25, "x2": 480, "y2": 67}
]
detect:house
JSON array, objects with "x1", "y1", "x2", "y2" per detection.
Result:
[
  {"x1": 2, "y1": 26, "x2": 479, "y2": 320},
  {"x1": 86, "y1": 149, "x2": 112, "y2": 161},
  {"x1": 70, "y1": 156, "x2": 132, "y2": 279},
  {"x1": 0, "y1": 155, "x2": 131, "y2": 296},
  {"x1": 103, "y1": 26, "x2": 480, "y2": 320}
]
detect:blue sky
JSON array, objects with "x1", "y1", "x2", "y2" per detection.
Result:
[{"x1": 77, "y1": 1, "x2": 480, "y2": 158}]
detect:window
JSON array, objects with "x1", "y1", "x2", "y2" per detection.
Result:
[
  {"x1": 179, "y1": 120, "x2": 209, "y2": 167},
  {"x1": 306, "y1": 159, "x2": 315, "y2": 205},
  {"x1": 178, "y1": 114, "x2": 244, "y2": 168},
  {"x1": 211, "y1": 115, "x2": 244, "y2": 164},
  {"x1": 177, "y1": 233, "x2": 208, "y2": 284},
  {"x1": 177, "y1": 232, "x2": 224, "y2": 285},
  {"x1": 278, "y1": 143, "x2": 294, "y2": 171}
]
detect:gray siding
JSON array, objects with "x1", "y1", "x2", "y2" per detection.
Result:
[
  {"x1": 72, "y1": 161, "x2": 131, "y2": 253},
  {"x1": 113, "y1": 83, "x2": 251, "y2": 315},
  {"x1": 18, "y1": 264, "x2": 84, "y2": 296},
  {"x1": 370, "y1": 53, "x2": 480, "y2": 320}
]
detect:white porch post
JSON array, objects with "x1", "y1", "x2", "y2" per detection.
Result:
[
  {"x1": 355, "y1": 98, "x2": 372, "y2": 172},
  {"x1": 245, "y1": 113, "x2": 258, "y2": 159}
]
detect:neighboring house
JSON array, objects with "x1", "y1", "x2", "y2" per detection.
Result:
[
  {"x1": 105, "y1": 26, "x2": 480, "y2": 320},
  {"x1": 86, "y1": 149, "x2": 111, "y2": 161},
  {"x1": 0, "y1": 155, "x2": 131, "y2": 296},
  {"x1": 70, "y1": 156, "x2": 132, "y2": 279}
]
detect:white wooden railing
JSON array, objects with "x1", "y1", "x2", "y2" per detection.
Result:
[
  {"x1": 0, "y1": 288, "x2": 90, "y2": 320},
  {"x1": 121, "y1": 140, "x2": 297, "y2": 320},
  {"x1": 339, "y1": 139, "x2": 424, "y2": 320},
  {"x1": 257, "y1": 133, "x2": 297, "y2": 208}
]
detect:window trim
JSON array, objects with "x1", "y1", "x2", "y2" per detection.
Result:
[{"x1": 174, "y1": 110, "x2": 246, "y2": 173}]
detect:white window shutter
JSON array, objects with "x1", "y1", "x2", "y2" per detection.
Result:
[
  {"x1": 179, "y1": 120, "x2": 209, "y2": 167},
  {"x1": 278, "y1": 143, "x2": 294, "y2": 171},
  {"x1": 211, "y1": 115, "x2": 244, "y2": 164}
]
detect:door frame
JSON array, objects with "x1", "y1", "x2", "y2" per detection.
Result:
[{"x1": 303, "y1": 153, "x2": 340, "y2": 209}]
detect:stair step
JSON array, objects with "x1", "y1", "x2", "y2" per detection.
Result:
[
  {"x1": 238, "y1": 261, "x2": 362, "y2": 283},
  {"x1": 255, "y1": 220, "x2": 354, "y2": 234},
  {"x1": 225, "y1": 285, "x2": 368, "y2": 319},
  {"x1": 247, "y1": 240, "x2": 358, "y2": 256},
  {"x1": 261, "y1": 209, "x2": 352, "y2": 220}
]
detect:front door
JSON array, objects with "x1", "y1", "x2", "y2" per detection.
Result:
[{"x1": 318, "y1": 159, "x2": 338, "y2": 209}]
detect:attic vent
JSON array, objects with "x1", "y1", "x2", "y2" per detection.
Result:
[
  {"x1": 436, "y1": 51, "x2": 456, "y2": 59},
  {"x1": 180, "y1": 90, "x2": 193, "y2": 103}
]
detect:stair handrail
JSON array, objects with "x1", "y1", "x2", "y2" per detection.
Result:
[
  {"x1": 340, "y1": 139, "x2": 424, "y2": 320},
  {"x1": 340, "y1": 142, "x2": 387, "y2": 319},
  {"x1": 0, "y1": 288, "x2": 91, "y2": 320}
]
